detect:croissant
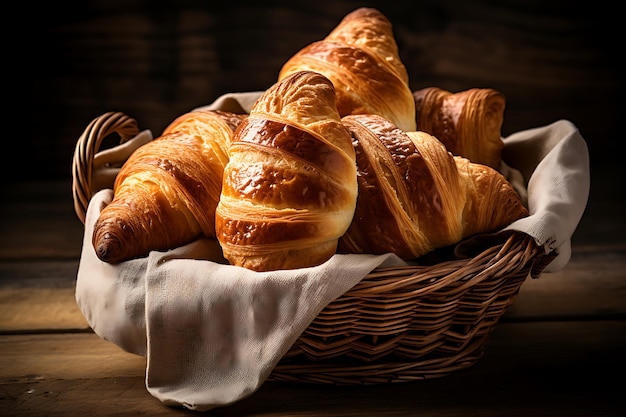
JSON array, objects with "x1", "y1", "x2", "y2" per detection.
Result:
[
  {"x1": 92, "y1": 109, "x2": 247, "y2": 264},
  {"x1": 413, "y1": 87, "x2": 506, "y2": 169},
  {"x1": 278, "y1": 7, "x2": 416, "y2": 132},
  {"x1": 337, "y1": 114, "x2": 528, "y2": 260},
  {"x1": 215, "y1": 71, "x2": 358, "y2": 272}
]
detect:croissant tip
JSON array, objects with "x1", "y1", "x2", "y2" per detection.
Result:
[{"x1": 94, "y1": 232, "x2": 125, "y2": 264}]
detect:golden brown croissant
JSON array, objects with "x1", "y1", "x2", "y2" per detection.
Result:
[
  {"x1": 215, "y1": 71, "x2": 358, "y2": 272},
  {"x1": 92, "y1": 109, "x2": 247, "y2": 264},
  {"x1": 337, "y1": 114, "x2": 528, "y2": 260},
  {"x1": 278, "y1": 7, "x2": 416, "y2": 132},
  {"x1": 413, "y1": 87, "x2": 506, "y2": 169}
]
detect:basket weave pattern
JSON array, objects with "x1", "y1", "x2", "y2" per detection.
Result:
[{"x1": 72, "y1": 112, "x2": 551, "y2": 385}]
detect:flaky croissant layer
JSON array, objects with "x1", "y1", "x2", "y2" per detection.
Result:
[
  {"x1": 338, "y1": 114, "x2": 528, "y2": 260},
  {"x1": 413, "y1": 87, "x2": 506, "y2": 169},
  {"x1": 92, "y1": 110, "x2": 246, "y2": 264},
  {"x1": 278, "y1": 7, "x2": 416, "y2": 132},
  {"x1": 215, "y1": 71, "x2": 358, "y2": 272}
]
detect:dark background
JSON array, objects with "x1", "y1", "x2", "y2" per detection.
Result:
[{"x1": 10, "y1": 0, "x2": 623, "y2": 204}]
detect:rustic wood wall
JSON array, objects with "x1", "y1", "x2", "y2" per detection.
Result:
[{"x1": 12, "y1": 0, "x2": 622, "y2": 187}]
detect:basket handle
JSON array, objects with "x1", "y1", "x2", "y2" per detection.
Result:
[{"x1": 72, "y1": 112, "x2": 141, "y2": 224}]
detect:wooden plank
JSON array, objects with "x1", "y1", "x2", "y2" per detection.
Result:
[
  {"x1": 1, "y1": 246, "x2": 625, "y2": 333},
  {"x1": 0, "y1": 333, "x2": 144, "y2": 380},
  {"x1": 0, "y1": 288, "x2": 88, "y2": 332},
  {"x1": 0, "y1": 181, "x2": 83, "y2": 260},
  {"x1": 1, "y1": 321, "x2": 624, "y2": 416},
  {"x1": 506, "y1": 245, "x2": 626, "y2": 320},
  {"x1": 0, "y1": 259, "x2": 88, "y2": 332}
]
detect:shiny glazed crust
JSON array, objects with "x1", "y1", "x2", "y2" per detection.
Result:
[
  {"x1": 278, "y1": 7, "x2": 416, "y2": 132},
  {"x1": 215, "y1": 71, "x2": 358, "y2": 271},
  {"x1": 338, "y1": 114, "x2": 528, "y2": 260}
]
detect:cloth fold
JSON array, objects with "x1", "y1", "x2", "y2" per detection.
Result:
[
  {"x1": 144, "y1": 243, "x2": 404, "y2": 410},
  {"x1": 75, "y1": 92, "x2": 590, "y2": 412},
  {"x1": 77, "y1": 193, "x2": 405, "y2": 411},
  {"x1": 502, "y1": 120, "x2": 590, "y2": 271}
]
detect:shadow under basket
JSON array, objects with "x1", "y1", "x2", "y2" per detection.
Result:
[{"x1": 72, "y1": 111, "x2": 555, "y2": 385}]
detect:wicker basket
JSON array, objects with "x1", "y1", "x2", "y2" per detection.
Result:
[{"x1": 72, "y1": 111, "x2": 555, "y2": 385}]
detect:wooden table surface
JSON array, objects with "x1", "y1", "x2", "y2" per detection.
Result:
[{"x1": 1, "y1": 174, "x2": 624, "y2": 416}]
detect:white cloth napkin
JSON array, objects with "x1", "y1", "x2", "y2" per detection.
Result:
[
  {"x1": 75, "y1": 92, "x2": 590, "y2": 412},
  {"x1": 500, "y1": 120, "x2": 590, "y2": 271},
  {"x1": 77, "y1": 198, "x2": 405, "y2": 410}
]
